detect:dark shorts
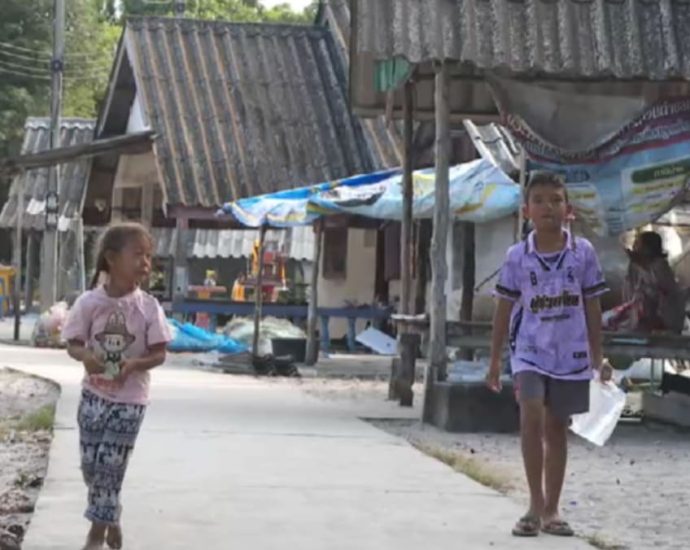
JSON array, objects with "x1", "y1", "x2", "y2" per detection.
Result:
[{"x1": 514, "y1": 371, "x2": 590, "y2": 419}]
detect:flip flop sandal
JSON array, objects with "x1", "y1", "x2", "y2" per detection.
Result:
[
  {"x1": 542, "y1": 519, "x2": 575, "y2": 537},
  {"x1": 512, "y1": 515, "x2": 541, "y2": 537}
]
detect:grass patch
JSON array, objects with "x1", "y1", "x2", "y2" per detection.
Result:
[
  {"x1": 13, "y1": 405, "x2": 56, "y2": 432},
  {"x1": 584, "y1": 533, "x2": 627, "y2": 550},
  {"x1": 412, "y1": 441, "x2": 514, "y2": 494}
]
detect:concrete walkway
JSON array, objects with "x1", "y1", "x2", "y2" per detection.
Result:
[{"x1": 2, "y1": 345, "x2": 591, "y2": 550}]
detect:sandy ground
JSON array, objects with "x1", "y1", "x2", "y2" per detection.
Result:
[
  {"x1": 0, "y1": 369, "x2": 59, "y2": 550},
  {"x1": 300, "y1": 377, "x2": 688, "y2": 550}
]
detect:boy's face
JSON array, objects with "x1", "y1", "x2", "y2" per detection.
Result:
[{"x1": 523, "y1": 183, "x2": 572, "y2": 232}]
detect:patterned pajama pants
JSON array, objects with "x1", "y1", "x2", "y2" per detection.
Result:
[{"x1": 77, "y1": 389, "x2": 146, "y2": 525}]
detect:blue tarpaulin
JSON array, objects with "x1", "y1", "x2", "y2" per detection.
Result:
[
  {"x1": 167, "y1": 319, "x2": 248, "y2": 354},
  {"x1": 220, "y1": 159, "x2": 520, "y2": 227}
]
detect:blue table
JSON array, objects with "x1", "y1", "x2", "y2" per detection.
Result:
[{"x1": 167, "y1": 299, "x2": 392, "y2": 353}]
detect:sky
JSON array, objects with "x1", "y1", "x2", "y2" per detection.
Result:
[{"x1": 261, "y1": 0, "x2": 314, "y2": 10}]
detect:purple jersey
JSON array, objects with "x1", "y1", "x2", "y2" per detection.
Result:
[{"x1": 495, "y1": 231, "x2": 608, "y2": 380}]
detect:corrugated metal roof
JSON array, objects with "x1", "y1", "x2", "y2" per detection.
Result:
[
  {"x1": 151, "y1": 226, "x2": 314, "y2": 261},
  {"x1": 350, "y1": 0, "x2": 690, "y2": 121},
  {"x1": 353, "y1": 0, "x2": 690, "y2": 80},
  {"x1": 0, "y1": 118, "x2": 95, "y2": 231},
  {"x1": 318, "y1": 0, "x2": 402, "y2": 169},
  {"x1": 123, "y1": 16, "x2": 381, "y2": 208}
]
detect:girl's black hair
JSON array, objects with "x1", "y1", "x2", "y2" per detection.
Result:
[
  {"x1": 637, "y1": 231, "x2": 667, "y2": 259},
  {"x1": 90, "y1": 222, "x2": 153, "y2": 289}
]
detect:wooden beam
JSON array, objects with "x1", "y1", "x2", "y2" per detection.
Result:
[
  {"x1": 305, "y1": 221, "x2": 323, "y2": 366},
  {"x1": 0, "y1": 131, "x2": 155, "y2": 177},
  {"x1": 252, "y1": 225, "x2": 268, "y2": 358},
  {"x1": 429, "y1": 61, "x2": 451, "y2": 380}
]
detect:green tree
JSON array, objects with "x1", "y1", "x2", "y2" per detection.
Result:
[
  {"x1": 0, "y1": 0, "x2": 52, "y2": 157},
  {"x1": 63, "y1": 0, "x2": 121, "y2": 117}
]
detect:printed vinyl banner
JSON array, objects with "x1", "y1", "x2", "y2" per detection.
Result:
[{"x1": 506, "y1": 99, "x2": 690, "y2": 236}]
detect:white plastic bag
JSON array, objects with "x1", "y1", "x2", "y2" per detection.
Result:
[{"x1": 570, "y1": 380, "x2": 626, "y2": 446}]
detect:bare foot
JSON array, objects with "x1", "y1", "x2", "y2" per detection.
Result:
[
  {"x1": 82, "y1": 524, "x2": 105, "y2": 550},
  {"x1": 106, "y1": 524, "x2": 122, "y2": 550}
]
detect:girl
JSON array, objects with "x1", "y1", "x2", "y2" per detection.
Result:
[
  {"x1": 623, "y1": 231, "x2": 685, "y2": 333},
  {"x1": 62, "y1": 223, "x2": 172, "y2": 550}
]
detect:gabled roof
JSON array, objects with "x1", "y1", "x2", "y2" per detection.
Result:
[
  {"x1": 0, "y1": 118, "x2": 95, "y2": 231},
  {"x1": 98, "y1": 16, "x2": 386, "y2": 210}
]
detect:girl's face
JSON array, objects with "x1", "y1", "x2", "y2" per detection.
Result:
[{"x1": 106, "y1": 235, "x2": 153, "y2": 287}]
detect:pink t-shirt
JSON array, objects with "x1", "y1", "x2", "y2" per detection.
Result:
[{"x1": 62, "y1": 286, "x2": 172, "y2": 405}]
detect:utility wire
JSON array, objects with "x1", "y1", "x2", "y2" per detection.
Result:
[{"x1": 0, "y1": 47, "x2": 114, "y2": 72}]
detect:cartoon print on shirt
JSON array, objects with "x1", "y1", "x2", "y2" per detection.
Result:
[{"x1": 94, "y1": 311, "x2": 135, "y2": 380}]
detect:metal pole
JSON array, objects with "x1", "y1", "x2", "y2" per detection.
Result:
[
  {"x1": 42, "y1": 0, "x2": 65, "y2": 310},
  {"x1": 13, "y1": 179, "x2": 23, "y2": 341}
]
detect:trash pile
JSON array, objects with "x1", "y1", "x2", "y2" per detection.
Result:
[{"x1": 30, "y1": 302, "x2": 69, "y2": 348}]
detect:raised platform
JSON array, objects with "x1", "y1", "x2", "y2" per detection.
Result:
[
  {"x1": 643, "y1": 391, "x2": 690, "y2": 428},
  {"x1": 426, "y1": 378, "x2": 520, "y2": 433}
]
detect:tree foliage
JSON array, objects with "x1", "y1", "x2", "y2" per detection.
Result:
[{"x1": 0, "y1": 0, "x2": 316, "y2": 163}]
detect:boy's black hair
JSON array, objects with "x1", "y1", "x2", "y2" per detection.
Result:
[{"x1": 524, "y1": 171, "x2": 569, "y2": 203}]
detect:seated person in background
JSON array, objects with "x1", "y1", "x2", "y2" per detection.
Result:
[{"x1": 608, "y1": 231, "x2": 686, "y2": 334}]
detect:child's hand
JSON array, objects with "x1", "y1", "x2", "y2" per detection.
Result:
[
  {"x1": 82, "y1": 351, "x2": 105, "y2": 375},
  {"x1": 116, "y1": 359, "x2": 139, "y2": 383},
  {"x1": 598, "y1": 360, "x2": 613, "y2": 383},
  {"x1": 485, "y1": 362, "x2": 503, "y2": 393}
]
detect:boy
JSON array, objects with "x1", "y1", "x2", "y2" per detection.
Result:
[{"x1": 486, "y1": 171, "x2": 610, "y2": 538}]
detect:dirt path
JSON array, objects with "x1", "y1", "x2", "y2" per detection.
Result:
[
  {"x1": 0, "y1": 369, "x2": 59, "y2": 550},
  {"x1": 372, "y1": 418, "x2": 688, "y2": 550},
  {"x1": 296, "y1": 376, "x2": 686, "y2": 549}
]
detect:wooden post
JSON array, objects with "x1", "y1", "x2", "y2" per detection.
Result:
[
  {"x1": 25, "y1": 231, "x2": 36, "y2": 310},
  {"x1": 76, "y1": 218, "x2": 86, "y2": 292},
  {"x1": 13, "y1": 179, "x2": 23, "y2": 340},
  {"x1": 401, "y1": 80, "x2": 414, "y2": 315},
  {"x1": 459, "y1": 222, "x2": 476, "y2": 360},
  {"x1": 252, "y1": 225, "x2": 268, "y2": 358},
  {"x1": 414, "y1": 220, "x2": 431, "y2": 314},
  {"x1": 516, "y1": 146, "x2": 527, "y2": 242},
  {"x1": 173, "y1": 216, "x2": 189, "y2": 300},
  {"x1": 305, "y1": 221, "x2": 323, "y2": 366},
  {"x1": 395, "y1": 79, "x2": 416, "y2": 406},
  {"x1": 429, "y1": 61, "x2": 450, "y2": 380}
]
